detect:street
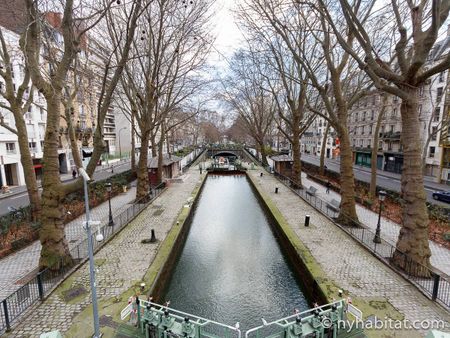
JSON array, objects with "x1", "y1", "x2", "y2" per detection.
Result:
[
  {"x1": 0, "y1": 161, "x2": 132, "y2": 217},
  {"x1": 300, "y1": 154, "x2": 450, "y2": 207}
]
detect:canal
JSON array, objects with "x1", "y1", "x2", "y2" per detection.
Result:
[{"x1": 162, "y1": 174, "x2": 309, "y2": 330}]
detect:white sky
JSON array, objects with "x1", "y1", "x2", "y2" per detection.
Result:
[
  {"x1": 210, "y1": 0, "x2": 244, "y2": 68},
  {"x1": 204, "y1": 1, "x2": 245, "y2": 117}
]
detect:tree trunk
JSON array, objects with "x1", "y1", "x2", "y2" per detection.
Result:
[
  {"x1": 136, "y1": 133, "x2": 150, "y2": 201},
  {"x1": 14, "y1": 113, "x2": 41, "y2": 221},
  {"x1": 319, "y1": 123, "x2": 330, "y2": 176},
  {"x1": 336, "y1": 127, "x2": 359, "y2": 226},
  {"x1": 259, "y1": 141, "x2": 268, "y2": 167},
  {"x1": 369, "y1": 110, "x2": 384, "y2": 200},
  {"x1": 131, "y1": 112, "x2": 136, "y2": 173},
  {"x1": 39, "y1": 95, "x2": 73, "y2": 270},
  {"x1": 157, "y1": 138, "x2": 164, "y2": 184},
  {"x1": 150, "y1": 131, "x2": 157, "y2": 157},
  {"x1": 291, "y1": 133, "x2": 302, "y2": 188},
  {"x1": 393, "y1": 89, "x2": 431, "y2": 273}
]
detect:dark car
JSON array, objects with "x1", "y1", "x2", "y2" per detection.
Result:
[{"x1": 432, "y1": 190, "x2": 450, "y2": 203}]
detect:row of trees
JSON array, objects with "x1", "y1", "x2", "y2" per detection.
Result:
[
  {"x1": 0, "y1": 0, "x2": 214, "y2": 270},
  {"x1": 224, "y1": 0, "x2": 450, "y2": 272}
]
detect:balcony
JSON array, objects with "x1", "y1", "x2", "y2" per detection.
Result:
[{"x1": 379, "y1": 131, "x2": 401, "y2": 140}]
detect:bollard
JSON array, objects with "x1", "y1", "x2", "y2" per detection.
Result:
[
  {"x1": 275, "y1": 187, "x2": 279, "y2": 194},
  {"x1": 260, "y1": 172, "x2": 263, "y2": 177},
  {"x1": 150, "y1": 229, "x2": 157, "y2": 243},
  {"x1": 304, "y1": 215, "x2": 310, "y2": 227}
]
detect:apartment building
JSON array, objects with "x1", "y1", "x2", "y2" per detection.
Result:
[
  {"x1": 0, "y1": 10, "x2": 117, "y2": 187},
  {"x1": 301, "y1": 117, "x2": 339, "y2": 159}
]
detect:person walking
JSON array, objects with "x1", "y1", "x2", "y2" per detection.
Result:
[
  {"x1": 72, "y1": 168, "x2": 77, "y2": 179},
  {"x1": 326, "y1": 180, "x2": 331, "y2": 194}
]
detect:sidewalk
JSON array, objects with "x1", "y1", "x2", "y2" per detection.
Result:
[
  {"x1": 6, "y1": 169, "x2": 203, "y2": 337},
  {"x1": 298, "y1": 172, "x2": 450, "y2": 276},
  {"x1": 247, "y1": 168, "x2": 450, "y2": 337},
  {"x1": 0, "y1": 159, "x2": 131, "y2": 201},
  {"x1": 0, "y1": 182, "x2": 137, "y2": 301}
]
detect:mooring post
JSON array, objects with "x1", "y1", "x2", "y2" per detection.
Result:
[
  {"x1": 150, "y1": 229, "x2": 157, "y2": 243},
  {"x1": 304, "y1": 215, "x2": 310, "y2": 227},
  {"x1": 275, "y1": 187, "x2": 279, "y2": 194}
]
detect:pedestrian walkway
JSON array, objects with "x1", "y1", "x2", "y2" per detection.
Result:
[
  {"x1": 6, "y1": 169, "x2": 202, "y2": 337},
  {"x1": 247, "y1": 168, "x2": 449, "y2": 337},
  {"x1": 0, "y1": 183, "x2": 137, "y2": 300},
  {"x1": 299, "y1": 172, "x2": 450, "y2": 276}
]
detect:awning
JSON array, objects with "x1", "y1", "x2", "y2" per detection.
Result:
[{"x1": 33, "y1": 164, "x2": 43, "y2": 169}]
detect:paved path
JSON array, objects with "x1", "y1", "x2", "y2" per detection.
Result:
[
  {"x1": 246, "y1": 168, "x2": 450, "y2": 336},
  {"x1": 298, "y1": 172, "x2": 450, "y2": 277},
  {"x1": 6, "y1": 169, "x2": 202, "y2": 337},
  {"x1": 0, "y1": 183, "x2": 137, "y2": 300}
]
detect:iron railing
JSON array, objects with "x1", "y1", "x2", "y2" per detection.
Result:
[
  {"x1": 0, "y1": 183, "x2": 166, "y2": 334},
  {"x1": 244, "y1": 148, "x2": 450, "y2": 309}
]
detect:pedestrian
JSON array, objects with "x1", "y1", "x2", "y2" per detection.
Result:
[
  {"x1": 326, "y1": 180, "x2": 331, "y2": 194},
  {"x1": 72, "y1": 168, "x2": 77, "y2": 179}
]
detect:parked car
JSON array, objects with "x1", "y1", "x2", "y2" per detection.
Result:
[{"x1": 432, "y1": 190, "x2": 450, "y2": 203}]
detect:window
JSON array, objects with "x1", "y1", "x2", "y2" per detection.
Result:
[
  {"x1": 6, "y1": 142, "x2": 15, "y2": 153},
  {"x1": 361, "y1": 126, "x2": 365, "y2": 135},
  {"x1": 372, "y1": 95, "x2": 377, "y2": 105},
  {"x1": 390, "y1": 125, "x2": 394, "y2": 133},
  {"x1": 360, "y1": 139, "x2": 364, "y2": 147},
  {"x1": 27, "y1": 105, "x2": 32, "y2": 113},
  {"x1": 431, "y1": 127, "x2": 437, "y2": 141},
  {"x1": 436, "y1": 87, "x2": 443, "y2": 103},
  {"x1": 419, "y1": 86, "x2": 424, "y2": 97},
  {"x1": 393, "y1": 95, "x2": 399, "y2": 102},
  {"x1": 429, "y1": 146, "x2": 435, "y2": 158},
  {"x1": 434, "y1": 107, "x2": 440, "y2": 121},
  {"x1": 355, "y1": 112, "x2": 359, "y2": 122},
  {"x1": 367, "y1": 140, "x2": 371, "y2": 148},
  {"x1": 388, "y1": 141, "x2": 392, "y2": 150},
  {"x1": 439, "y1": 71, "x2": 445, "y2": 83},
  {"x1": 418, "y1": 104, "x2": 422, "y2": 115},
  {"x1": 369, "y1": 124, "x2": 373, "y2": 135},
  {"x1": 362, "y1": 112, "x2": 366, "y2": 121},
  {"x1": 28, "y1": 141, "x2": 36, "y2": 151},
  {"x1": 381, "y1": 125, "x2": 385, "y2": 133},
  {"x1": 392, "y1": 109, "x2": 397, "y2": 118},
  {"x1": 371, "y1": 110, "x2": 374, "y2": 120}
]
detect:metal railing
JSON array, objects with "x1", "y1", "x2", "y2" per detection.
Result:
[
  {"x1": 244, "y1": 148, "x2": 450, "y2": 309},
  {"x1": 122, "y1": 299, "x2": 242, "y2": 338},
  {"x1": 0, "y1": 183, "x2": 166, "y2": 334}
]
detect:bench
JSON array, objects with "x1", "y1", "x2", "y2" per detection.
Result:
[
  {"x1": 306, "y1": 186, "x2": 317, "y2": 196},
  {"x1": 327, "y1": 199, "x2": 340, "y2": 213}
]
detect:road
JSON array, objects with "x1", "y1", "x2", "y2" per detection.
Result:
[
  {"x1": 0, "y1": 161, "x2": 132, "y2": 217},
  {"x1": 300, "y1": 154, "x2": 450, "y2": 207}
]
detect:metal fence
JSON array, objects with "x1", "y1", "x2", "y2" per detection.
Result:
[
  {"x1": 243, "y1": 148, "x2": 450, "y2": 309},
  {"x1": 0, "y1": 183, "x2": 166, "y2": 334},
  {"x1": 272, "y1": 170, "x2": 450, "y2": 309}
]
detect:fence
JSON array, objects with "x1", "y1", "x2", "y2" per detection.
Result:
[
  {"x1": 243, "y1": 148, "x2": 450, "y2": 309},
  {"x1": 0, "y1": 183, "x2": 166, "y2": 334}
]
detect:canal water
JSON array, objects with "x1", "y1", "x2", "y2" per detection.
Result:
[{"x1": 163, "y1": 174, "x2": 309, "y2": 330}]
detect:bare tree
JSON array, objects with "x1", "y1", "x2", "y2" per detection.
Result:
[
  {"x1": 121, "y1": 0, "x2": 212, "y2": 200},
  {"x1": 0, "y1": 28, "x2": 41, "y2": 220},
  {"x1": 242, "y1": 0, "x2": 375, "y2": 224},
  {"x1": 20, "y1": 0, "x2": 142, "y2": 270},
  {"x1": 222, "y1": 50, "x2": 275, "y2": 166},
  {"x1": 323, "y1": 0, "x2": 450, "y2": 270}
]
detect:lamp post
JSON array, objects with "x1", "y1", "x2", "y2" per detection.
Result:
[
  {"x1": 118, "y1": 126, "x2": 127, "y2": 160},
  {"x1": 106, "y1": 181, "x2": 114, "y2": 227},
  {"x1": 78, "y1": 168, "x2": 102, "y2": 338},
  {"x1": 373, "y1": 190, "x2": 387, "y2": 244}
]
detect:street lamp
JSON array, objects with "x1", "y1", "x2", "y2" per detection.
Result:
[
  {"x1": 106, "y1": 181, "x2": 114, "y2": 227},
  {"x1": 118, "y1": 126, "x2": 127, "y2": 160},
  {"x1": 373, "y1": 190, "x2": 387, "y2": 244},
  {"x1": 78, "y1": 168, "x2": 101, "y2": 338}
]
